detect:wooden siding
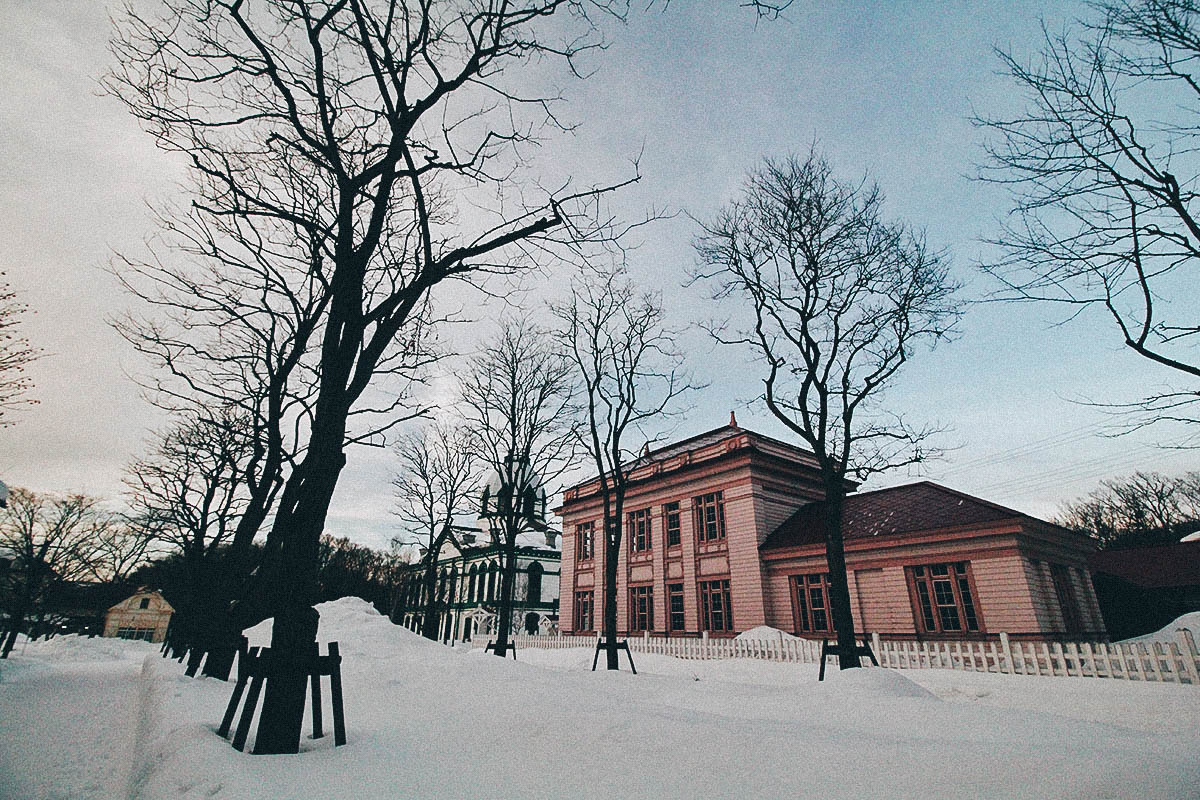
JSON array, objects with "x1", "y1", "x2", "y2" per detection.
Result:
[
  {"x1": 557, "y1": 429, "x2": 1105, "y2": 641},
  {"x1": 971, "y1": 556, "x2": 1042, "y2": 633}
]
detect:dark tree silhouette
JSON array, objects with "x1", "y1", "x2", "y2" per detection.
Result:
[
  {"x1": 390, "y1": 423, "x2": 478, "y2": 640},
  {"x1": 124, "y1": 408, "x2": 253, "y2": 674},
  {"x1": 977, "y1": 0, "x2": 1200, "y2": 434},
  {"x1": 553, "y1": 268, "x2": 693, "y2": 670},
  {"x1": 108, "y1": 0, "x2": 632, "y2": 752},
  {"x1": 0, "y1": 490, "x2": 106, "y2": 657},
  {"x1": 0, "y1": 272, "x2": 38, "y2": 426},
  {"x1": 1058, "y1": 470, "x2": 1200, "y2": 549},
  {"x1": 694, "y1": 151, "x2": 959, "y2": 669},
  {"x1": 460, "y1": 320, "x2": 576, "y2": 656}
]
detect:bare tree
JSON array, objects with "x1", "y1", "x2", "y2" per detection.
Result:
[
  {"x1": 0, "y1": 489, "x2": 105, "y2": 657},
  {"x1": 0, "y1": 272, "x2": 39, "y2": 426},
  {"x1": 390, "y1": 422, "x2": 478, "y2": 640},
  {"x1": 109, "y1": 0, "x2": 633, "y2": 751},
  {"x1": 553, "y1": 268, "x2": 693, "y2": 670},
  {"x1": 460, "y1": 319, "x2": 576, "y2": 656},
  {"x1": 1058, "y1": 469, "x2": 1200, "y2": 549},
  {"x1": 977, "y1": 0, "x2": 1200, "y2": 434},
  {"x1": 694, "y1": 151, "x2": 959, "y2": 669},
  {"x1": 87, "y1": 514, "x2": 158, "y2": 584},
  {"x1": 124, "y1": 408, "x2": 252, "y2": 674}
]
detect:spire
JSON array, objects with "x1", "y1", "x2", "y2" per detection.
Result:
[{"x1": 729, "y1": 410, "x2": 739, "y2": 428}]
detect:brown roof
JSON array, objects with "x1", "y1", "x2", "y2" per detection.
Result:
[
  {"x1": 1088, "y1": 541, "x2": 1200, "y2": 588},
  {"x1": 760, "y1": 481, "x2": 1027, "y2": 551}
]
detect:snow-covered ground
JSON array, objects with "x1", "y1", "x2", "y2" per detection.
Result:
[
  {"x1": 1121, "y1": 611, "x2": 1200, "y2": 644},
  {"x1": 2, "y1": 599, "x2": 1197, "y2": 800}
]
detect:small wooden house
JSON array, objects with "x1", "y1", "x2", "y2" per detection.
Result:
[{"x1": 103, "y1": 589, "x2": 174, "y2": 643}]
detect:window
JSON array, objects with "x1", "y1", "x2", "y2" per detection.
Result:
[
  {"x1": 629, "y1": 585, "x2": 654, "y2": 631},
  {"x1": 138, "y1": 597, "x2": 151, "y2": 610},
  {"x1": 468, "y1": 567, "x2": 477, "y2": 603},
  {"x1": 1050, "y1": 564, "x2": 1082, "y2": 634},
  {"x1": 907, "y1": 562, "x2": 981, "y2": 634},
  {"x1": 667, "y1": 583, "x2": 685, "y2": 632},
  {"x1": 664, "y1": 502, "x2": 681, "y2": 548},
  {"x1": 576, "y1": 521, "x2": 595, "y2": 561},
  {"x1": 574, "y1": 590, "x2": 595, "y2": 632},
  {"x1": 791, "y1": 573, "x2": 834, "y2": 633},
  {"x1": 116, "y1": 626, "x2": 155, "y2": 641},
  {"x1": 628, "y1": 508, "x2": 652, "y2": 553},
  {"x1": 527, "y1": 562, "x2": 543, "y2": 603},
  {"x1": 694, "y1": 491, "x2": 727, "y2": 543},
  {"x1": 699, "y1": 579, "x2": 733, "y2": 632}
]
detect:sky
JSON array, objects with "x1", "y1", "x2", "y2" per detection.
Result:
[{"x1": 0, "y1": 0, "x2": 1196, "y2": 551}]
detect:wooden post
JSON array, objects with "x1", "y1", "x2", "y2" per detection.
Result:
[
  {"x1": 1176, "y1": 629, "x2": 1199, "y2": 684},
  {"x1": 218, "y1": 646, "x2": 259, "y2": 739},
  {"x1": 999, "y1": 632, "x2": 1013, "y2": 674},
  {"x1": 232, "y1": 671, "x2": 266, "y2": 752},
  {"x1": 329, "y1": 642, "x2": 346, "y2": 747},
  {"x1": 310, "y1": 668, "x2": 324, "y2": 739}
]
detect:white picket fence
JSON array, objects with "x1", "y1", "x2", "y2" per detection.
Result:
[{"x1": 485, "y1": 628, "x2": 1200, "y2": 684}]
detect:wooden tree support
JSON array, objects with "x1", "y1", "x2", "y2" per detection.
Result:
[
  {"x1": 484, "y1": 640, "x2": 517, "y2": 659},
  {"x1": 592, "y1": 639, "x2": 637, "y2": 674},
  {"x1": 219, "y1": 641, "x2": 346, "y2": 752},
  {"x1": 818, "y1": 638, "x2": 879, "y2": 681}
]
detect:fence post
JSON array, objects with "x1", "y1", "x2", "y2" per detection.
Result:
[
  {"x1": 871, "y1": 632, "x2": 881, "y2": 668},
  {"x1": 999, "y1": 632, "x2": 1013, "y2": 674},
  {"x1": 1177, "y1": 628, "x2": 1199, "y2": 684},
  {"x1": 702, "y1": 630, "x2": 709, "y2": 659}
]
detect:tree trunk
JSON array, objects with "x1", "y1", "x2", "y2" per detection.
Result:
[
  {"x1": 492, "y1": 527, "x2": 519, "y2": 656},
  {"x1": 419, "y1": 554, "x2": 440, "y2": 641},
  {"x1": 821, "y1": 482, "x2": 861, "y2": 670},
  {"x1": 602, "y1": 533, "x2": 619, "y2": 669},
  {"x1": 1, "y1": 584, "x2": 36, "y2": 658},
  {"x1": 252, "y1": 431, "x2": 347, "y2": 754},
  {"x1": 0, "y1": 615, "x2": 22, "y2": 658},
  {"x1": 601, "y1": 489, "x2": 625, "y2": 670}
]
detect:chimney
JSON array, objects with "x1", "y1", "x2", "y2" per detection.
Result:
[
  {"x1": 544, "y1": 530, "x2": 559, "y2": 549},
  {"x1": 729, "y1": 410, "x2": 739, "y2": 428}
]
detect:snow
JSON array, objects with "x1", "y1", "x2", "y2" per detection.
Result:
[
  {"x1": 1119, "y1": 612, "x2": 1200, "y2": 644},
  {"x1": 734, "y1": 624, "x2": 800, "y2": 641},
  {"x1": 2, "y1": 599, "x2": 1198, "y2": 799}
]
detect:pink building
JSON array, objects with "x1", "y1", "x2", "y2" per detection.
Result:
[{"x1": 557, "y1": 422, "x2": 1105, "y2": 642}]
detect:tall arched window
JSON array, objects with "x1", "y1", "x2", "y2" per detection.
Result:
[
  {"x1": 527, "y1": 561, "x2": 543, "y2": 603},
  {"x1": 487, "y1": 562, "x2": 497, "y2": 601},
  {"x1": 468, "y1": 565, "x2": 478, "y2": 603},
  {"x1": 448, "y1": 569, "x2": 458, "y2": 605}
]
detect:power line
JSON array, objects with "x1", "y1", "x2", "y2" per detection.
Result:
[{"x1": 937, "y1": 420, "x2": 1112, "y2": 477}]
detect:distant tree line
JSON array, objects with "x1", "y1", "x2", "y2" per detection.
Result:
[
  {"x1": 0, "y1": 488, "x2": 151, "y2": 657},
  {"x1": 1058, "y1": 471, "x2": 1200, "y2": 550}
]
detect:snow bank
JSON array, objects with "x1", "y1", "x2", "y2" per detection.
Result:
[
  {"x1": 7, "y1": 599, "x2": 1200, "y2": 800},
  {"x1": 814, "y1": 664, "x2": 936, "y2": 699},
  {"x1": 1119, "y1": 612, "x2": 1200, "y2": 644},
  {"x1": 734, "y1": 625, "x2": 800, "y2": 641},
  {"x1": 245, "y1": 597, "x2": 455, "y2": 673}
]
